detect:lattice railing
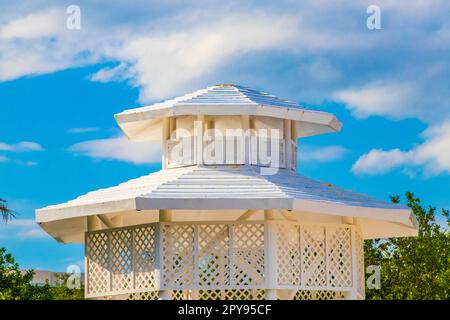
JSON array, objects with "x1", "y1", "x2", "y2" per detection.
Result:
[
  {"x1": 86, "y1": 224, "x2": 159, "y2": 297},
  {"x1": 85, "y1": 220, "x2": 364, "y2": 299},
  {"x1": 275, "y1": 222, "x2": 355, "y2": 290}
]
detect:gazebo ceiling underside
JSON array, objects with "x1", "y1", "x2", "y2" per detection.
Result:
[{"x1": 37, "y1": 165, "x2": 418, "y2": 243}]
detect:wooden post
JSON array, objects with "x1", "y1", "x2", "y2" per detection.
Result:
[
  {"x1": 264, "y1": 210, "x2": 278, "y2": 300},
  {"x1": 158, "y1": 209, "x2": 173, "y2": 300}
]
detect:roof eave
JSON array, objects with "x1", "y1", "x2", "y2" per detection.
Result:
[{"x1": 115, "y1": 104, "x2": 342, "y2": 142}]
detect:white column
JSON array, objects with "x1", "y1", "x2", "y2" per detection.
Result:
[
  {"x1": 249, "y1": 116, "x2": 256, "y2": 165},
  {"x1": 158, "y1": 209, "x2": 172, "y2": 300},
  {"x1": 344, "y1": 217, "x2": 359, "y2": 300},
  {"x1": 291, "y1": 121, "x2": 298, "y2": 171},
  {"x1": 162, "y1": 117, "x2": 170, "y2": 169},
  {"x1": 264, "y1": 210, "x2": 278, "y2": 300},
  {"x1": 195, "y1": 115, "x2": 205, "y2": 165},
  {"x1": 86, "y1": 216, "x2": 103, "y2": 300},
  {"x1": 284, "y1": 119, "x2": 292, "y2": 170},
  {"x1": 241, "y1": 115, "x2": 250, "y2": 164},
  {"x1": 87, "y1": 215, "x2": 101, "y2": 231}
]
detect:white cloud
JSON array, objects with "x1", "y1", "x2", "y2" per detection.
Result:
[
  {"x1": 299, "y1": 145, "x2": 349, "y2": 163},
  {"x1": 102, "y1": 13, "x2": 298, "y2": 101},
  {"x1": 89, "y1": 63, "x2": 132, "y2": 83},
  {"x1": 352, "y1": 121, "x2": 450, "y2": 177},
  {"x1": 352, "y1": 148, "x2": 412, "y2": 175},
  {"x1": 0, "y1": 141, "x2": 44, "y2": 152},
  {"x1": 0, "y1": 141, "x2": 43, "y2": 165},
  {"x1": 66, "y1": 127, "x2": 100, "y2": 134},
  {"x1": 1, "y1": 1, "x2": 450, "y2": 178},
  {"x1": 0, "y1": 8, "x2": 64, "y2": 39},
  {"x1": 0, "y1": 219, "x2": 48, "y2": 240},
  {"x1": 69, "y1": 136, "x2": 161, "y2": 164},
  {"x1": 332, "y1": 81, "x2": 415, "y2": 120}
]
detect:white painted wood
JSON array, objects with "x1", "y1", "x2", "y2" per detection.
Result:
[
  {"x1": 345, "y1": 226, "x2": 359, "y2": 300},
  {"x1": 193, "y1": 225, "x2": 199, "y2": 286},
  {"x1": 159, "y1": 290, "x2": 172, "y2": 300},
  {"x1": 284, "y1": 119, "x2": 292, "y2": 170},
  {"x1": 241, "y1": 115, "x2": 250, "y2": 164},
  {"x1": 195, "y1": 115, "x2": 204, "y2": 165},
  {"x1": 38, "y1": 85, "x2": 418, "y2": 301},
  {"x1": 97, "y1": 214, "x2": 116, "y2": 228},
  {"x1": 158, "y1": 210, "x2": 172, "y2": 300},
  {"x1": 228, "y1": 224, "x2": 234, "y2": 286},
  {"x1": 84, "y1": 219, "x2": 363, "y2": 300},
  {"x1": 264, "y1": 210, "x2": 279, "y2": 300},
  {"x1": 162, "y1": 117, "x2": 169, "y2": 169},
  {"x1": 87, "y1": 215, "x2": 102, "y2": 231},
  {"x1": 265, "y1": 289, "x2": 277, "y2": 300},
  {"x1": 115, "y1": 85, "x2": 342, "y2": 142},
  {"x1": 236, "y1": 210, "x2": 258, "y2": 221},
  {"x1": 37, "y1": 165, "x2": 418, "y2": 243}
]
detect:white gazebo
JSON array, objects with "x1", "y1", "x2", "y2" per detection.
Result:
[{"x1": 36, "y1": 84, "x2": 418, "y2": 300}]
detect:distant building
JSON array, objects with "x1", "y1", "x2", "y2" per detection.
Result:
[{"x1": 22, "y1": 270, "x2": 84, "y2": 286}]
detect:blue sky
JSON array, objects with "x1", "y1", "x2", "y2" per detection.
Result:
[{"x1": 1, "y1": 1, "x2": 450, "y2": 271}]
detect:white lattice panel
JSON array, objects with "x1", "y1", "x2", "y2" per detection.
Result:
[
  {"x1": 293, "y1": 290, "x2": 344, "y2": 300},
  {"x1": 198, "y1": 224, "x2": 230, "y2": 286},
  {"x1": 301, "y1": 226, "x2": 327, "y2": 287},
  {"x1": 126, "y1": 291, "x2": 159, "y2": 300},
  {"x1": 86, "y1": 224, "x2": 158, "y2": 297},
  {"x1": 199, "y1": 289, "x2": 223, "y2": 300},
  {"x1": 86, "y1": 220, "x2": 361, "y2": 299},
  {"x1": 162, "y1": 224, "x2": 195, "y2": 288},
  {"x1": 277, "y1": 224, "x2": 301, "y2": 285},
  {"x1": 134, "y1": 225, "x2": 158, "y2": 290},
  {"x1": 225, "y1": 289, "x2": 264, "y2": 300},
  {"x1": 172, "y1": 290, "x2": 186, "y2": 300},
  {"x1": 326, "y1": 227, "x2": 352, "y2": 287},
  {"x1": 293, "y1": 290, "x2": 313, "y2": 300},
  {"x1": 232, "y1": 223, "x2": 265, "y2": 286},
  {"x1": 86, "y1": 232, "x2": 110, "y2": 294},
  {"x1": 110, "y1": 229, "x2": 133, "y2": 292}
]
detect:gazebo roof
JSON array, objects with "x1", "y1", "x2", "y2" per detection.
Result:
[
  {"x1": 36, "y1": 165, "x2": 418, "y2": 243},
  {"x1": 115, "y1": 84, "x2": 342, "y2": 141}
]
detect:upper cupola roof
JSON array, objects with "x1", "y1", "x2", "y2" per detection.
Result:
[{"x1": 115, "y1": 84, "x2": 342, "y2": 142}]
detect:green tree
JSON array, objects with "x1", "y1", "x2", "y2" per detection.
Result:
[
  {"x1": 365, "y1": 192, "x2": 450, "y2": 299},
  {"x1": 0, "y1": 199, "x2": 83, "y2": 300},
  {"x1": 0, "y1": 198, "x2": 15, "y2": 223},
  {"x1": 50, "y1": 273, "x2": 84, "y2": 300},
  {"x1": 0, "y1": 247, "x2": 84, "y2": 300},
  {"x1": 0, "y1": 247, "x2": 52, "y2": 299}
]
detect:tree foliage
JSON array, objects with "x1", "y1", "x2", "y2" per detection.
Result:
[
  {"x1": 0, "y1": 198, "x2": 15, "y2": 223},
  {"x1": 0, "y1": 247, "x2": 83, "y2": 300},
  {"x1": 365, "y1": 192, "x2": 450, "y2": 300}
]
